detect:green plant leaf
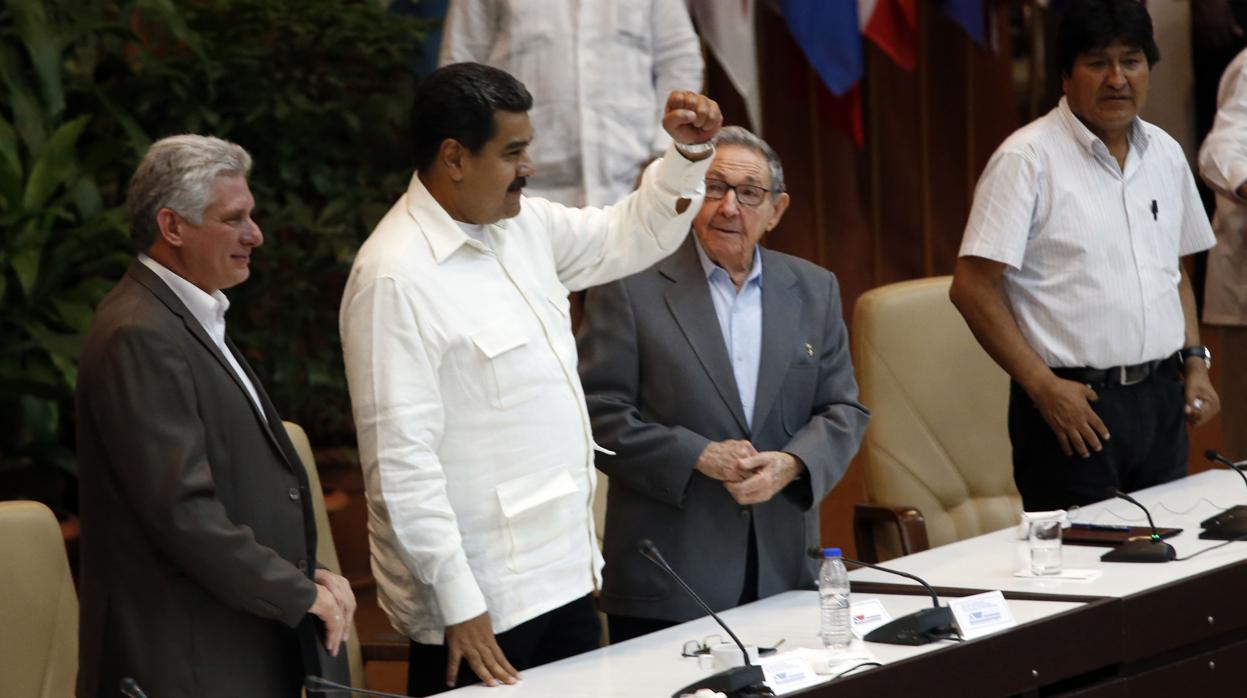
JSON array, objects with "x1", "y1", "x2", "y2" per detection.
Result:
[
  {"x1": 22, "y1": 115, "x2": 90, "y2": 211},
  {"x1": 11, "y1": 0, "x2": 66, "y2": 117},
  {"x1": 0, "y1": 114, "x2": 22, "y2": 181},
  {"x1": 11, "y1": 246, "x2": 40, "y2": 298},
  {"x1": 70, "y1": 176, "x2": 101, "y2": 220},
  {"x1": 0, "y1": 45, "x2": 48, "y2": 155}
]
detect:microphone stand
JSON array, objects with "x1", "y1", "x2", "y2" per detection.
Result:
[
  {"x1": 806, "y1": 548, "x2": 957, "y2": 646},
  {"x1": 305, "y1": 675, "x2": 413, "y2": 698},
  {"x1": 1200, "y1": 450, "x2": 1247, "y2": 540},
  {"x1": 638, "y1": 540, "x2": 774, "y2": 698},
  {"x1": 1101, "y1": 490, "x2": 1177, "y2": 562}
]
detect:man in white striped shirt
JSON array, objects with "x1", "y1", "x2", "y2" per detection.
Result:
[{"x1": 950, "y1": 0, "x2": 1219, "y2": 512}]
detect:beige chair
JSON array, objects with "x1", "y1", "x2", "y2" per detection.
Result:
[
  {"x1": 851, "y1": 276, "x2": 1022, "y2": 562},
  {"x1": 0, "y1": 501, "x2": 79, "y2": 698},
  {"x1": 284, "y1": 421, "x2": 368, "y2": 687}
]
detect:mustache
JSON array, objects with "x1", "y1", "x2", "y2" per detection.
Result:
[{"x1": 507, "y1": 177, "x2": 526, "y2": 192}]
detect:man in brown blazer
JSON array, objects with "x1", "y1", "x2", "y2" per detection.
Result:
[{"x1": 75, "y1": 135, "x2": 354, "y2": 697}]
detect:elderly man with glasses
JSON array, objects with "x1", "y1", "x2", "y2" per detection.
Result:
[{"x1": 576, "y1": 126, "x2": 870, "y2": 643}]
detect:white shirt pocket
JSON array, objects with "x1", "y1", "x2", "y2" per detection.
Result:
[
  {"x1": 471, "y1": 324, "x2": 541, "y2": 409},
  {"x1": 495, "y1": 468, "x2": 580, "y2": 574}
]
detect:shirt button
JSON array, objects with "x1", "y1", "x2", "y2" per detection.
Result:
[
  {"x1": 289, "y1": 487, "x2": 301, "y2": 501},
  {"x1": 738, "y1": 508, "x2": 751, "y2": 520}
]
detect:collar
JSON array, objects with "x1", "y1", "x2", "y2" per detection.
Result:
[
  {"x1": 138, "y1": 253, "x2": 230, "y2": 335},
  {"x1": 1056, "y1": 96, "x2": 1151, "y2": 159},
  {"x1": 406, "y1": 172, "x2": 510, "y2": 264},
  {"x1": 693, "y1": 235, "x2": 763, "y2": 288}
]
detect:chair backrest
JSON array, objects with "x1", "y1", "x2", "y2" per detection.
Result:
[
  {"x1": 283, "y1": 421, "x2": 365, "y2": 688},
  {"x1": 0, "y1": 501, "x2": 78, "y2": 698},
  {"x1": 852, "y1": 276, "x2": 1021, "y2": 556}
]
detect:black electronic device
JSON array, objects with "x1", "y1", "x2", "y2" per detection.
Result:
[
  {"x1": 638, "y1": 539, "x2": 774, "y2": 698},
  {"x1": 1199, "y1": 450, "x2": 1247, "y2": 540},
  {"x1": 1100, "y1": 490, "x2": 1177, "y2": 562},
  {"x1": 805, "y1": 548, "x2": 957, "y2": 646},
  {"x1": 120, "y1": 678, "x2": 149, "y2": 698}
]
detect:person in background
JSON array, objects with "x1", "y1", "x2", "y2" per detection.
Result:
[
  {"x1": 950, "y1": 0, "x2": 1219, "y2": 513},
  {"x1": 1199, "y1": 45, "x2": 1247, "y2": 460},
  {"x1": 439, "y1": 0, "x2": 704, "y2": 207}
]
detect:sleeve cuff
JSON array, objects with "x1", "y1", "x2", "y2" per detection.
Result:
[
  {"x1": 656, "y1": 142, "x2": 713, "y2": 197},
  {"x1": 432, "y1": 564, "x2": 488, "y2": 627}
]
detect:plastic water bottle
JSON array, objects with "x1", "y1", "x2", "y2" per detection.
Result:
[{"x1": 819, "y1": 547, "x2": 852, "y2": 649}]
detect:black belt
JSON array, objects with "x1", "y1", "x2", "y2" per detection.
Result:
[{"x1": 1051, "y1": 354, "x2": 1179, "y2": 387}]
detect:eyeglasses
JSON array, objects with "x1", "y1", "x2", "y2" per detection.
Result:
[
  {"x1": 704, "y1": 178, "x2": 773, "y2": 207},
  {"x1": 680, "y1": 635, "x2": 785, "y2": 658}
]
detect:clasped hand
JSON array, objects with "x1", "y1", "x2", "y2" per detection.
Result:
[{"x1": 695, "y1": 440, "x2": 803, "y2": 505}]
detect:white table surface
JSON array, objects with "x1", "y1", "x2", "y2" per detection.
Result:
[
  {"x1": 849, "y1": 469, "x2": 1247, "y2": 598},
  {"x1": 441, "y1": 591, "x2": 1085, "y2": 697}
]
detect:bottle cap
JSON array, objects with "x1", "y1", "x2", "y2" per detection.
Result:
[{"x1": 823, "y1": 547, "x2": 841, "y2": 558}]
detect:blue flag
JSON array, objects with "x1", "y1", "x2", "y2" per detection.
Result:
[
  {"x1": 941, "y1": 0, "x2": 986, "y2": 46},
  {"x1": 778, "y1": 0, "x2": 862, "y2": 96}
]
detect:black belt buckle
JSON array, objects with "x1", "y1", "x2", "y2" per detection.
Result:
[{"x1": 1119, "y1": 363, "x2": 1147, "y2": 386}]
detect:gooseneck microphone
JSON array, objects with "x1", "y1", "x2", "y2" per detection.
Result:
[
  {"x1": 1101, "y1": 490, "x2": 1177, "y2": 562},
  {"x1": 304, "y1": 676, "x2": 411, "y2": 698},
  {"x1": 120, "y1": 678, "x2": 149, "y2": 698},
  {"x1": 637, "y1": 539, "x2": 774, "y2": 698},
  {"x1": 805, "y1": 548, "x2": 956, "y2": 646}
]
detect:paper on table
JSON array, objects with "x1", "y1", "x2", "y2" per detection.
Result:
[{"x1": 1012, "y1": 568, "x2": 1103, "y2": 581}]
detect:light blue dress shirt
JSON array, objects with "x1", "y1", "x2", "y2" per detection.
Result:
[{"x1": 694, "y1": 238, "x2": 763, "y2": 429}]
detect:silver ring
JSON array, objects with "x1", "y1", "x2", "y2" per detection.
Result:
[{"x1": 1193, "y1": 398, "x2": 1205, "y2": 410}]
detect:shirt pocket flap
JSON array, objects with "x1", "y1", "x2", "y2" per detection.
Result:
[
  {"x1": 471, "y1": 325, "x2": 528, "y2": 359},
  {"x1": 496, "y1": 468, "x2": 579, "y2": 520}
]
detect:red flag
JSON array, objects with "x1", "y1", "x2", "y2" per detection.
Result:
[{"x1": 859, "y1": 0, "x2": 918, "y2": 71}]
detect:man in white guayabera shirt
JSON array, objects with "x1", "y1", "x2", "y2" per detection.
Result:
[
  {"x1": 950, "y1": 0, "x2": 1219, "y2": 513},
  {"x1": 339, "y1": 62, "x2": 721, "y2": 695}
]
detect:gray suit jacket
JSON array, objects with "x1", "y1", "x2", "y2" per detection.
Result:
[
  {"x1": 75, "y1": 261, "x2": 347, "y2": 697},
  {"x1": 577, "y1": 238, "x2": 869, "y2": 621}
]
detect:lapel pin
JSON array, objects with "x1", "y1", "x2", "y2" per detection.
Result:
[{"x1": 805, "y1": 342, "x2": 814, "y2": 357}]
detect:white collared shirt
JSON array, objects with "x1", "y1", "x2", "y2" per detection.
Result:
[
  {"x1": 959, "y1": 97, "x2": 1215, "y2": 368},
  {"x1": 138, "y1": 253, "x2": 263, "y2": 413},
  {"x1": 439, "y1": 0, "x2": 704, "y2": 207},
  {"x1": 694, "y1": 238, "x2": 763, "y2": 429},
  {"x1": 339, "y1": 144, "x2": 710, "y2": 643},
  {"x1": 1199, "y1": 47, "x2": 1247, "y2": 327}
]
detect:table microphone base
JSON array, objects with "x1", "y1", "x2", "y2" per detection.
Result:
[
  {"x1": 1199, "y1": 504, "x2": 1247, "y2": 530},
  {"x1": 1101, "y1": 539, "x2": 1176, "y2": 562},
  {"x1": 670, "y1": 664, "x2": 773, "y2": 698},
  {"x1": 863, "y1": 606, "x2": 955, "y2": 645},
  {"x1": 1199, "y1": 516, "x2": 1247, "y2": 540}
]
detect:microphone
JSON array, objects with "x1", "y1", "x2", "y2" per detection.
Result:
[
  {"x1": 805, "y1": 548, "x2": 956, "y2": 646},
  {"x1": 1100, "y1": 490, "x2": 1176, "y2": 562},
  {"x1": 304, "y1": 675, "x2": 411, "y2": 698},
  {"x1": 637, "y1": 539, "x2": 774, "y2": 698},
  {"x1": 1200, "y1": 450, "x2": 1247, "y2": 539},
  {"x1": 120, "y1": 678, "x2": 149, "y2": 698}
]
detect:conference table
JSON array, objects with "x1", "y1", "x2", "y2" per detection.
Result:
[{"x1": 443, "y1": 470, "x2": 1247, "y2": 697}]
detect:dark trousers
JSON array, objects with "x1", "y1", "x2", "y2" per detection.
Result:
[
  {"x1": 406, "y1": 594, "x2": 600, "y2": 697},
  {"x1": 1009, "y1": 360, "x2": 1189, "y2": 512},
  {"x1": 608, "y1": 518, "x2": 760, "y2": 645}
]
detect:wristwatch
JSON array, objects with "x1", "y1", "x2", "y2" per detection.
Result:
[{"x1": 1179, "y1": 345, "x2": 1212, "y2": 370}]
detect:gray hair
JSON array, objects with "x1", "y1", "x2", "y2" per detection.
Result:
[
  {"x1": 711, "y1": 126, "x2": 785, "y2": 198},
  {"x1": 127, "y1": 135, "x2": 252, "y2": 249}
]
